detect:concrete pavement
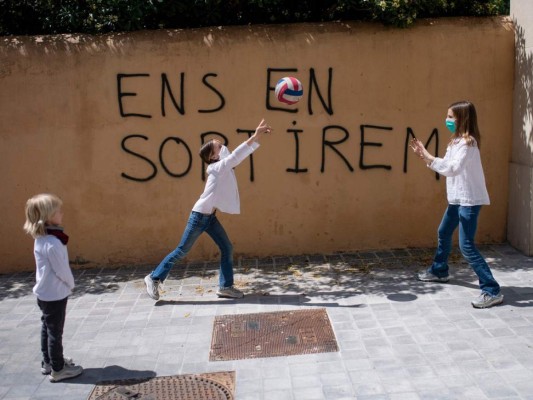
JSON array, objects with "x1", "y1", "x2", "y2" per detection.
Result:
[{"x1": 0, "y1": 243, "x2": 532, "y2": 399}]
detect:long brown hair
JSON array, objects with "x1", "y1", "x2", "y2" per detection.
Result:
[
  {"x1": 199, "y1": 140, "x2": 217, "y2": 164},
  {"x1": 449, "y1": 101, "x2": 481, "y2": 149}
]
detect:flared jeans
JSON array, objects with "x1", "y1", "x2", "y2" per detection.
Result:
[
  {"x1": 150, "y1": 211, "x2": 234, "y2": 288},
  {"x1": 428, "y1": 205, "x2": 500, "y2": 296}
]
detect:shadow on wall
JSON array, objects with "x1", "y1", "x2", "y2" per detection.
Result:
[
  {"x1": 0, "y1": 23, "x2": 335, "y2": 61},
  {"x1": 0, "y1": 31, "x2": 197, "y2": 66},
  {"x1": 514, "y1": 22, "x2": 533, "y2": 153}
]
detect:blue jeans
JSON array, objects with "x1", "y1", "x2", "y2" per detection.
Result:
[
  {"x1": 429, "y1": 205, "x2": 500, "y2": 296},
  {"x1": 150, "y1": 211, "x2": 234, "y2": 288}
]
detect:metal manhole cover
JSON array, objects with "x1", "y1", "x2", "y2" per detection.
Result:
[
  {"x1": 210, "y1": 308, "x2": 338, "y2": 361},
  {"x1": 87, "y1": 372, "x2": 235, "y2": 400}
]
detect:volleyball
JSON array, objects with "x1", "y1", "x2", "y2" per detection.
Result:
[{"x1": 275, "y1": 77, "x2": 303, "y2": 105}]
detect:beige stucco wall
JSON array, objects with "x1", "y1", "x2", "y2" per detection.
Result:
[{"x1": 0, "y1": 17, "x2": 514, "y2": 272}]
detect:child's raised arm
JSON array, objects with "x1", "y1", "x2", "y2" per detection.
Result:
[{"x1": 247, "y1": 119, "x2": 272, "y2": 146}]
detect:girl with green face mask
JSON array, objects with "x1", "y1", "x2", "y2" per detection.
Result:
[
  {"x1": 409, "y1": 101, "x2": 503, "y2": 309},
  {"x1": 445, "y1": 117, "x2": 456, "y2": 133}
]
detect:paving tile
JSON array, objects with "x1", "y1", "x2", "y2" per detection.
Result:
[
  {"x1": 389, "y1": 393, "x2": 421, "y2": 400},
  {"x1": 263, "y1": 376, "x2": 292, "y2": 390},
  {"x1": 322, "y1": 384, "x2": 354, "y2": 399},
  {"x1": 353, "y1": 382, "x2": 386, "y2": 396},
  {"x1": 320, "y1": 372, "x2": 351, "y2": 387},
  {"x1": 292, "y1": 375, "x2": 323, "y2": 389},
  {"x1": 236, "y1": 394, "x2": 262, "y2": 400},
  {"x1": 381, "y1": 379, "x2": 415, "y2": 394},
  {"x1": 344, "y1": 358, "x2": 372, "y2": 371},
  {"x1": 3, "y1": 384, "x2": 39, "y2": 399},
  {"x1": 264, "y1": 389, "x2": 294, "y2": 400},
  {"x1": 293, "y1": 387, "x2": 324, "y2": 400},
  {"x1": 513, "y1": 379, "x2": 533, "y2": 399}
]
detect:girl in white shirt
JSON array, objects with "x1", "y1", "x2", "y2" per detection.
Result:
[
  {"x1": 145, "y1": 119, "x2": 272, "y2": 300},
  {"x1": 24, "y1": 193, "x2": 83, "y2": 381},
  {"x1": 410, "y1": 101, "x2": 503, "y2": 309}
]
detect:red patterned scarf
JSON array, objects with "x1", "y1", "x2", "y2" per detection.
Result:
[{"x1": 46, "y1": 226, "x2": 69, "y2": 245}]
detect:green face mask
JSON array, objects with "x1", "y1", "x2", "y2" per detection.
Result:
[{"x1": 445, "y1": 118, "x2": 456, "y2": 134}]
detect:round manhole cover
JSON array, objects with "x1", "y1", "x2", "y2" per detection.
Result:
[{"x1": 91, "y1": 376, "x2": 233, "y2": 400}]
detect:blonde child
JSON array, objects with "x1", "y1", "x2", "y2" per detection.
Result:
[
  {"x1": 410, "y1": 101, "x2": 503, "y2": 308},
  {"x1": 24, "y1": 194, "x2": 83, "y2": 381},
  {"x1": 144, "y1": 119, "x2": 272, "y2": 300}
]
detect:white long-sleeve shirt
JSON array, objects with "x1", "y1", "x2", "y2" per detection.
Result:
[
  {"x1": 33, "y1": 235, "x2": 75, "y2": 301},
  {"x1": 192, "y1": 141, "x2": 260, "y2": 214},
  {"x1": 429, "y1": 138, "x2": 490, "y2": 206}
]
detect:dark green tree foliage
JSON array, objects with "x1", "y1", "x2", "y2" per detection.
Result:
[{"x1": 0, "y1": 0, "x2": 510, "y2": 36}]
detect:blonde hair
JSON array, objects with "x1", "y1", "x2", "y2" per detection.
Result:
[{"x1": 23, "y1": 194, "x2": 63, "y2": 238}]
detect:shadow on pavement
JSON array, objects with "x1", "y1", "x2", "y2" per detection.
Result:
[
  {"x1": 0, "y1": 266, "x2": 141, "y2": 301},
  {"x1": 1, "y1": 245, "x2": 531, "y2": 308},
  {"x1": 66, "y1": 365, "x2": 156, "y2": 385},
  {"x1": 154, "y1": 293, "x2": 368, "y2": 308}
]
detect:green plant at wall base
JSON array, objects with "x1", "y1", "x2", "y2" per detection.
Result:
[{"x1": 0, "y1": 0, "x2": 510, "y2": 36}]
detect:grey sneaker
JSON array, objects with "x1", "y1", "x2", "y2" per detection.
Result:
[
  {"x1": 216, "y1": 286, "x2": 244, "y2": 299},
  {"x1": 471, "y1": 292, "x2": 504, "y2": 309},
  {"x1": 417, "y1": 271, "x2": 449, "y2": 283},
  {"x1": 144, "y1": 275, "x2": 160, "y2": 300},
  {"x1": 41, "y1": 357, "x2": 73, "y2": 375},
  {"x1": 49, "y1": 362, "x2": 83, "y2": 382}
]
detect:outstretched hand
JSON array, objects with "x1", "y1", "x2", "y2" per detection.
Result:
[
  {"x1": 255, "y1": 119, "x2": 272, "y2": 135},
  {"x1": 409, "y1": 138, "x2": 434, "y2": 164},
  {"x1": 250, "y1": 119, "x2": 272, "y2": 143},
  {"x1": 409, "y1": 138, "x2": 424, "y2": 157}
]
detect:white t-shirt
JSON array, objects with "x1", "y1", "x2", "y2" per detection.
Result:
[
  {"x1": 33, "y1": 235, "x2": 75, "y2": 301},
  {"x1": 429, "y1": 138, "x2": 490, "y2": 206}
]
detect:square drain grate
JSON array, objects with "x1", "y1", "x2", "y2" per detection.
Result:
[
  {"x1": 210, "y1": 308, "x2": 338, "y2": 361},
  {"x1": 87, "y1": 371, "x2": 235, "y2": 400}
]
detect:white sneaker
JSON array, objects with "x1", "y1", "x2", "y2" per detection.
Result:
[
  {"x1": 49, "y1": 362, "x2": 83, "y2": 382},
  {"x1": 41, "y1": 356, "x2": 73, "y2": 375},
  {"x1": 144, "y1": 275, "x2": 160, "y2": 300},
  {"x1": 471, "y1": 292, "x2": 504, "y2": 309},
  {"x1": 216, "y1": 286, "x2": 244, "y2": 299},
  {"x1": 417, "y1": 270, "x2": 450, "y2": 283}
]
